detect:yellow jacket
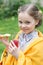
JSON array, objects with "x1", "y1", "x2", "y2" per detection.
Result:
[{"x1": 0, "y1": 30, "x2": 43, "y2": 65}]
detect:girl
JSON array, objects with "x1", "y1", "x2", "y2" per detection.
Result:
[{"x1": 0, "y1": 4, "x2": 43, "y2": 65}]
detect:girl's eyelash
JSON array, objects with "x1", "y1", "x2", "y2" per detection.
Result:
[
  {"x1": 19, "y1": 21, "x2": 22, "y2": 23},
  {"x1": 25, "y1": 21, "x2": 30, "y2": 24},
  {"x1": 19, "y1": 21, "x2": 30, "y2": 24}
]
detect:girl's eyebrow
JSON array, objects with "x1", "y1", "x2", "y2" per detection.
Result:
[
  {"x1": 18, "y1": 20, "x2": 31, "y2": 23},
  {"x1": 19, "y1": 21, "x2": 22, "y2": 22}
]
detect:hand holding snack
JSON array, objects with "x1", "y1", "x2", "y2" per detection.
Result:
[
  {"x1": 0, "y1": 34, "x2": 11, "y2": 46},
  {"x1": 7, "y1": 40, "x2": 19, "y2": 58},
  {"x1": 0, "y1": 34, "x2": 19, "y2": 58}
]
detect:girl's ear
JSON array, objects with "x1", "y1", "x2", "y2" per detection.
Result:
[{"x1": 35, "y1": 20, "x2": 39, "y2": 25}]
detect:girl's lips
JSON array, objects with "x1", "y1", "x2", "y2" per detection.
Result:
[
  {"x1": 22, "y1": 29, "x2": 28, "y2": 31},
  {"x1": 21, "y1": 28, "x2": 28, "y2": 30}
]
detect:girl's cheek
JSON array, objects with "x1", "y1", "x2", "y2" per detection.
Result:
[
  {"x1": 19, "y1": 24, "x2": 21, "y2": 27},
  {"x1": 18, "y1": 24, "x2": 22, "y2": 30},
  {"x1": 18, "y1": 23, "x2": 21, "y2": 26},
  {"x1": 26, "y1": 24, "x2": 31, "y2": 27}
]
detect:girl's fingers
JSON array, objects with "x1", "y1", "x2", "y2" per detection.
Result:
[
  {"x1": 8, "y1": 45, "x2": 16, "y2": 54},
  {"x1": 11, "y1": 40, "x2": 17, "y2": 48},
  {"x1": 8, "y1": 41, "x2": 17, "y2": 53},
  {"x1": 8, "y1": 46, "x2": 12, "y2": 53},
  {"x1": 1, "y1": 38, "x2": 9, "y2": 47}
]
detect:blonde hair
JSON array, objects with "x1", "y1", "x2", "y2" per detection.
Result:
[{"x1": 18, "y1": 4, "x2": 42, "y2": 27}]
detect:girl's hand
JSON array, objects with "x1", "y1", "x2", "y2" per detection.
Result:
[
  {"x1": 0, "y1": 37, "x2": 9, "y2": 47},
  {"x1": 7, "y1": 40, "x2": 20, "y2": 59},
  {"x1": 0, "y1": 34, "x2": 11, "y2": 46},
  {"x1": 8, "y1": 40, "x2": 17, "y2": 53}
]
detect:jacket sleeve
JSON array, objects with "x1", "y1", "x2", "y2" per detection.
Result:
[
  {"x1": 0, "y1": 49, "x2": 17, "y2": 65},
  {"x1": 17, "y1": 41, "x2": 43, "y2": 65}
]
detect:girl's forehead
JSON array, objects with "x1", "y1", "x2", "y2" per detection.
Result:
[{"x1": 18, "y1": 12, "x2": 35, "y2": 22}]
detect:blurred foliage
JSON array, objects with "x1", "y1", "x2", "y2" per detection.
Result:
[
  {"x1": 0, "y1": 0, "x2": 43, "y2": 19},
  {"x1": 0, "y1": 0, "x2": 25, "y2": 19}
]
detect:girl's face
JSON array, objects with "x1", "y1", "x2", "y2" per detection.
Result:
[{"x1": 18, "y1": 12, "x2": 38, "y2": 34}]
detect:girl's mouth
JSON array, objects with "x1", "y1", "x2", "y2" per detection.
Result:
[{"x1": 22, "y1": 28, "x2": 28, "y2": 30}]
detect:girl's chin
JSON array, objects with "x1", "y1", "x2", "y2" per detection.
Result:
[
  {"x1": 23, "y1": 30, "x2": 33, "y2": 34},
  {"x1": 23, "y1": 31, "x2": 30, "y2": 34}
]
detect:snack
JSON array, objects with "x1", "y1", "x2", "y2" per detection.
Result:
[
  {"x1": 0, "y1": 34, "x2": 11, "y2": 39},
  {"x1": 4, "y1": 34, "x2": 11, "y2": 37},
  {"x1": 0, "y1": 35, "x2": 4, "y2": 39}
]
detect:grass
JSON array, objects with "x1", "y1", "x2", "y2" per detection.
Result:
[
  {"x1": 0, "y1": 16, "x2": 20, "y2": 59},
  {"x1": 0, "y1": 16, "x2": 43, "y2": 59}
]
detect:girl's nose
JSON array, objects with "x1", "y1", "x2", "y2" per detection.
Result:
[{"x1": 22, "y1": 24, "x2": 26, "y2": 28}]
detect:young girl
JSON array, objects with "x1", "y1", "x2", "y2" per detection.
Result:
[{"x1": 0, "y1": 4, "x2": 43, "y2": 65}]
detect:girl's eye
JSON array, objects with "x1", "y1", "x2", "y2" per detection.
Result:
[
  {"x1": 25, "y1": 21, "x2": 30, "y2": 24},
  {"x1": 19, "y1": 21, "x2": 22, "y2": 24}
]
